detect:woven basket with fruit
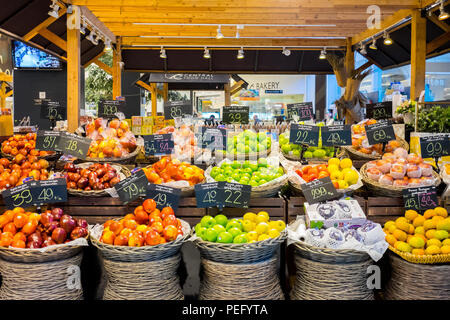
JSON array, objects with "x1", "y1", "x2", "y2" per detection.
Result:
[
  {"x1": 1, "y1": 133, "x2": 58, "y2": 160},
  {"x1": 84, "y1": 118, "x2": 141, "y2": 164},
  {"x1": 61, "y1": 162, "x2": 131, "y2": 197},
  {"x1": 0, "y1": 156, "x2": 53, "y2": 191},
  {"x1": 205, "y1": 158, "x2": 288, "y2": 198},
  {"x1": 90, "y1": 199, "x2": 190, "y2": 262},
  {"x1": 0, "y1": 207, "x2": 88, "y2": 263},
  {"x1": 193, "y1": 212, "x2": 287, "y2": 264},
  {"x1": 225, "y1": 130, "x2": 272, "y2": 160},
  {"x1": 143, "y1": 157, "x2": 205, "y2": 197},
  {"x1": 383, "y1": 207, "x2": 450, "y2": 264}
]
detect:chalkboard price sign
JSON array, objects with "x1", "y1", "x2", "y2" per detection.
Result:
[
  {"x1": 146, "y1": 184, "x2": 181, "y2": 212},
  {"x1": 144, "y1": 134, "x2": 174, "y2": 156},
  {"x1": 114, "y1": 169, "x2": 148, "y2": 204},
  {"x1": 222, "y1": 106, "x2": 250, "y2": 124},
  {"x1": 289, "y1": 124, "x2": 319, "y2": 146},
  {"x1": 216, "y1": 182, "x2": 251, "y2": 208},
  {"x1": 57, "y1": 132, "x2": 92, "y2": 159},
  {"x1": 287, "y1": 102, "x2": 313, "y2": 120},
  {"x1": 194, "y1": 182, "x2": 219, "y2": 208},
  {"x1": 200, "y1": 127, "x2": 227, "y2": 150},
  {"x1": 321, "y1": 125, "x2": 352, "y2": 147},
  {"x1": 2, "y1": 183, "x2": 34, "y2": 210},
  {"x1": 98, "y1": 100, "x2": 126, "y2": 118},
  {"x1": 35, "y1": 130, "x2": 60, "y2": 151},
  {"x1": 366, "y1": 102, "x2": 392, "y2": 120},
  {"x1": 40, "y1": 101, "x2": 66, "y2": 121},
  {"x1": 403, "y1": 186, "x2": 438, "y2": 211},
  {"x1": 301, "y1": 177, "x2": 339, "y2": 205},
  {"x1": 420, "y1": 135, "x2": 450, "y2": 159},
  {"x1": 365, "y1": 120, "x2": 396, "y2": 145},
  {"x1": 164, "y1": 100, "x2": 193, "y2": 120}
]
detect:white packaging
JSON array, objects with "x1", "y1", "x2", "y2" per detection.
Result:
[{"x1": 304, "y1": 199, "x2": 366, "y2": 229}]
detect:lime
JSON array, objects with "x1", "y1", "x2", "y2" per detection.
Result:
[
  {"x1": 217, "y1": 231, "x2": 233, "y2": 243},
  {"x1": 214, "y1": 214, "x2": 228, "y2": 227}
]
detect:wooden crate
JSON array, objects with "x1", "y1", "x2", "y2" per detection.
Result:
[{"x1": 207, "y1": 197, "x2": 286, "y2": 220}]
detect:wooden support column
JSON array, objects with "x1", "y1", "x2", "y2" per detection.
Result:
[
  {"x1": 224, "y1": 83, "x2": 231, "y2": 106},
  {"x1": 112, "y1": 37, "x2": 122, "y2": 99},
  {"x1": 163, "y1": 83, "x2": 168, "y2": 103},
  {"x1": 344, "y1": 37, "x2": 354, "y2": 124},
  {"x1": 0, "y1": 82, "x2": 7, "y2": 109},
  {"x1": 67, "y1": 9, "x2": 81, "y2": 133},
  {"x1": 150, "y1": 83, "x2": 158, "y2": 119},
  {"x1": 411, "y1": 10, "x2": 426, "y2": 101}
]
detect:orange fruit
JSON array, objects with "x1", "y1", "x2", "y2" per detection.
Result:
[
  {"x1": 161, "y1": 207, "x2": 174, "y2": 220},
  {"x1": 393, "y1": 229, "x2": 407, "y2": 242},
  {"x1": 434, "y1": 207, "x2": 448, "y2": 218},
  {"x1": 123, "y1": 219, "x2": 138, "y2": 230},
  {"x1": 385, "y1": 234, "x2": 397, "y2": 246},
  {"x1": 423, "y1": 209, "x2": 436, "y2": 219},
  {"x1": 101, "y1": 230, "x2": 115, "y2": 245},
  {"x1": 143, "y1": 199, "x2": 157, "y2": 213},
  {"x1": 3, "y1": 222, "x2": 16, "y2": 234},
  {"x1": 109, "y1": 221, "x2": 124, "y2": 236},
  {"x1": 13, "y1": 213, "x2": 28, "y2": 229}
]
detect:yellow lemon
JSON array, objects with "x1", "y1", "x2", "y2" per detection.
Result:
[
  {"x1": 412, "y1": 215, "x2": 425, "y2": 227},
  {"x1": 245, "y1": 231, "x2": 258, "y2": 242},
  {"x1": 330, "y1": 170, "x2": 343, "y2": 181},
  {"x1": 405, "y1": 210, "x2": 418, "y2": 222},
  {"x1": 268, "y1": 228, "x2": 280, "y2": 238},
  {"x1": 341, "y1": 168, "x2": 353, "y2": 177},
  {"x1": 426, "y1": 238, "x2": 442, "y2": 248},
  {"x1": 258, "y1": 234, "x2": 270, "y2": 241},
  {"x1": 328, "y1": 158, "x2": 340, "y2": 167},
  {"x1": 327, "y1": 164, "x2": 340, "y2": 174},
  {"x1": 242, "y1": 220, "x2": 255, "y2": 232},
  {"x1": 339, "y1": 158, "x2": 352, "y2": 169},
  {"x1": 343, "y1": 169, "x2": 359, "y2": 185},
  {"x1": 269, "y1": 220, "x2": 286, "y2": 232},
  {"x1": 434, "y1": 207, "x2": 448, "y2": 218},
  {"x1": 337, "y1": 180, "x2": 348, "y2": 189},
  {"x1": 243, "y1": 212, "x2": 257, "y2": 222},
  {"x1": 425, "y1": 245, "x2": 441, "y2": 255},
  {"x1": 255, "y1": 222, "x2": 269, "y2": 235},
  {"x1": 256, "y1": 213, "x2": 269, "y2": 224}
]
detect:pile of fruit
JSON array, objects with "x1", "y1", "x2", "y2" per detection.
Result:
[
  {"x1": 384, "y1": 207, "x2": 450, "y2": 255},
  {"x1": 295, "y1": 158, "x2": 359, "y2": 189},
  {"x1": 155, "y1": 125, "x2": 200, "y2": 159},
  {"x1": 0, "y1": 207, "x2": 88, "y2": 248},
  {"x1": 226, "y1": 130, "x2": 271, "y2": 155},
  {"x1": 143, "y1": 157, "x2": 205, "y2": 186},
  {"x1": 85, "y1": 118, "x2": 137, "y2": 158},
  {"x1": 1, "y1": 133, "x2": 54, "y2": 158},
  {"x1": 209, "y1": 159, "x2": 284, "y2": 186},
  {"x1": 279, "y1": 130, "x2": 335, "y2": 159},
  {"x1": 63, "y1": 162, "x2": 121, "y2": 191},
  {"x1": 365, "y1": 151, "x2": 436, "y2": 187},
  {"x1": 351, "y1": 119, "x2": 401, "y2": 156},
  {"x1": 194, "y1": 211, "x2": 285, "y2": 243},
  {"x1": 0, "y1": 157, "x2": 50, "y2": 190},
  {"x1": 100, "y1": 199, "x2": 184, "y2": 246}
]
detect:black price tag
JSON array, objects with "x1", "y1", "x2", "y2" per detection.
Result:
[
  {"x1": 287, "y1": 102, "x2": 313, "y2": 120},
  {"x1": 35, "y1": 130, "x2": 60, "y2": 151},
  {"x1": 222, "y1": 106, "x2": 250, "y2": 124},
  {"x1": 144, "y1": 134, "x2": 174, "y2": 156},
  {"x1": 403, "y1": 186, "x2": 439, "y2": 211},
  {"x1": 98, "y1": 100, "x2": 126, "y2": 118},
  {"x1": 146, "y1": 184, "x2": 181, "y2": 212},
  {"x1": 200, "y1": 127, "x2": 227, "y2": 150},
  {"x1": 216, "y1": 182, "x2": 251, "y2": 208},
  {"x1": 366, "y1": 102, "x2": 392, "y2": 120},
  {"x1": 2, "y1": 183, "x2": 34, "y2": 210},
  {"x1": 420, "y1": 135, "x2": 450, "y2": 159},
  {"x1": 289, "y1": 124, "x2": 319, "y2": 146},
  {"x1": 194, "y1": 182, "x2": 219, "y2": 208},
  {"x1": 301, "y1": 177, "x2": 339, "y2": 205},
  {"x1": 114, "y1": 169, "x2": 148, "y2": 204},
  {"x1": 30, "y1": 178, "x2": 67, "y2": 206},
  {"x1": 57, "y1": 132, "x2": 91, "y2": 159},
  {"x1": 40, "y1": 101, "x2": 66, "y2": 120},
  {"x1": 365, "y1": 120, "x2": 396, "y2": 145},
  {"x1": 164, "y1": 100, "x2": 193, "y2": 120},
  {"x1": 321, "y1": 125, "x2": 352, "y2": 147}
]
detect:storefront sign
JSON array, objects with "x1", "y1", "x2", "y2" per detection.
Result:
[
  {"x1": 164, "y1": 100, "x2": 193, "y2": 119},
  {"x1": 321, "y1": 125, "x2": 352, "y2": 147},
  {"x1": 98, "y1": 100, "x2": 126, "y2": 118},
  {"x1": 222, "y1": 106, "x2": 249, "y2": 124},
  {"x1": 301, "y1": 177, "x2": 339, "y2": 205},
  {"x1": 365, "y1": 120, "x2": 395, "y2": 145},
  {"x1": 148, "y1": 73, "x2": 229, "y2": 83},
  {"x1": 289, "y1": 124, "x2": 319, "y2": 146},
  {"x1": 366, "y1": 102, "x2": 392, "y2": 120}
]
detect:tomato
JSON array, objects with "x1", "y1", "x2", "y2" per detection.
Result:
[
  {"x1": 317, "y1": 165, "x2": 327, "y2": 172},
  {"x1": 307, "y1": 167, "x2": 319, "y2": 176}
]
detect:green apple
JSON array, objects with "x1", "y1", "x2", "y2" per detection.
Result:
[
  {"x1": 205, "y1": 228, "x2": 218, "y2": 242},
  {"x1": 281, "y1": 144, "x2": 291, "y2": 153},
  {"x1": 233, "y1": 234, "x2": 248, "y2": 244},
  {"x1": 231, "y1": 173, "x2": 241, "y2": 181},
  {"x1": 198, "y1": 227, "x2": 208, "y2": 240},
  {"x1": 214, "y1": 214, "x2": 228, "y2": 227},
  {"x1": 215, "y1": 174, "x2": 226, "y2": 181},
  {"x1": 249, "y1": 180, "x2": 259, "y2": 187},
  {"x1": 239, "y1": 179, "x2": 249, "y2": 185},
  {"x1": 217, "y1": 231, "x2": 233, "y2": 243},
  {"x1": 201, "y1": 215, "x2": 216, "y2": 228},
  {"x1": 258, "y1": 179, "x2": 268, "y2": 186},
  {"x1": 242, "y1": 160, "x2": 251, "y2": 169},
  {"x1": 249, "y1": 163, "x2": 259, "y2": 171},
  {"x1": 231, "y1": 160, "x2": 241, "y2": 169},
  {"x1": 212, "y1": 224, "x2": 226, "y2": 235},
  {"x1": 226, "y1": 220, "x2": 243, "y2": 231},
  {"x1": 258, "y1": 158, "x2": 268, "y2": 167},
  {"x1": 228, "y1": 227, "x2": 242, "y2": 238}
]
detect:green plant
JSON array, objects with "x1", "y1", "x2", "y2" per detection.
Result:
[
  {"x1": 85, "y1": 52, "x2": 113, "y2": 105},
  {"x1": 396, "y1": 100, "x2": 416, "y2": 114},
  {"x1": 417, "y1": 105, "x2": 450, "y2": 133}
]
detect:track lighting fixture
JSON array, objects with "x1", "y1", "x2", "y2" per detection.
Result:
[
  {"x1": 216, "y1": 25, "x2": 224, "y2": 39},
  {"x1": 282, "y1": 47, "x2": 291, "y2": 56},
  {"x1": 359, "y1": 42, "x2": 367, "y2": 55},
  {"x1": 383, "y1": 31, "x2": 393, "y2": 45},
  {"x1": 48, "y1": 0, "x2": 60, "y2": 18},
  {"x1": 438, "y1": 0, "x2": 449, "y2": 20},
  {"x1": 319, "y1": 47, "x2": 327, "y2": 59},
  {"x1": 104, "y1": 38, "x2": 112, "y2": 51},
  {"x1": 160, "y1": 46, "x2": 167, "y2": 59},
  {"x1": 203, "y1": 47, "x2": 211, "y2": 59},
  {"x1": 237, "y1": 47, "x2": 244, "y2": 59},
  {"x1": 369, "y1": 37, "x2": 377, "y2": 50}
]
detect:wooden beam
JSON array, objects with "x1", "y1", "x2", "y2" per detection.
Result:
[
  {"x1": 23, "y1": 5, "x2": 67, "y2": 41},
  {"x1": 354, "y1": 61, "x2": 373, "y2": 75},
  {"x1": 150, "y1": 83, "x2": 157, "y2": 119},
  {"x1": 163, "y1": 83, "x2": 168, "y2": 103},
  {"x1": 224, "y1": 83, "x2": 231, "y2": 106},
  {"x1": 78, "y1": 5, "x2": 116, "y2": 43},
  {"x1": 410, "y1": 10, "x2": 426, "y2": 101},
  {"x1": 39, "y1": 28, "x2": 68, "y2": 51},
  {"x1": 83, "y1": 51, "x2": 105, "y2": 67},
  {"x1": 230, "y1": 80, "x2": 244, "y2": 96},
  {"x1": 93, "y1": 58, "x2": 112, "y2": 74},
  {"x1": 426, "y1": 31, "x2": 450, "y2": 54},
  {"x1": 345, "y1": 37, "x2": 354, "y2": 76},
  {"x1": 427, "y1": 15, "x2": 450, "y2": 33},
  {"x1": 112, "y1": 37, "x2": 122, "y2": 99},
  {"x1": 136, "y1": 80, "x2": 153, "y2": 92},
  {"x1": 67, "y1": 13, "x2": 81, "y2": 133}
]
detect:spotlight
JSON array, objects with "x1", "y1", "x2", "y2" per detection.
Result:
[
  {"x1": 91, "y1": 33, "x2": 99, "y2": 45},
  {"x1": 369, "y1": 37, "x2": 377, "y2": 50},
  {"x1": 86, "y1": 32, "x2": 95, "y2": 44},
  {"x1": 383, "y1": 31, "x2": 393, "y2": 45},
  {"x1": 104, "y1": 39, "x2": 112, "y2": 51},
  {"x1": 203, "y1": 47, "x2": 211, "y2": 59},
  {"x1": 236, "y1": 30, "x2": 240, "y2": 39},
  {"x1": 319, "y1": 47, "x2": 327, "y2": 59},
  {"x1": 438, "y1": 0, "x2": 449, "y2": 20},
  {"x1": 80, "y1": 20, "x2": 87, "y2": 35},
  {"x1": 160, "y1": 46, "x2": 167, "y2": 59},
  {"x1": 359, "y1": 42, "x2": 367, "y2": 55},
  {"x1": 282, "y1": 47, "x2": 291, "y2": 56},
  {"x1": 48, "y1": 1, "x2": 60, "y2": 18},
  {"x1": 216, "y1": 25, "x2": 224, "y2": 39},
  {"x1": 237, "y1": 47, "x2": 244, "y2": 59}
]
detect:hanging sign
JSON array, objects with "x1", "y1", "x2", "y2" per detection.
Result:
[
  {"x1": 289, "y1": 124, "x2": 319, "y2": 146},
  {"x1": 365, "y1": 120, "x2": 395, "y2": 145},
  {"x1": 146, "y1": 184, "x2": 181, "y2": 212},
  {"x1": 40, "y1": 100, "x2": 66, "y2": 120},
  {"x1": 98, "y1": 100, "x2": 126, "y2": 118},
  {"x1": 321, "y1": 125, "x2": 352, "y2": 147},
  {"x1": 200, "y1": 127, "x2": 227, "y2": 150},
  {"x1": 164, "y1": 100, "x2": 193, "y2": 119},
  {"x1": 366, "y1": 101, "x2": 392, "y2": 120},
  {"x1": 287, "y1": 102, "x2": 314, "y2": 120},
  {"x1": 222, "y1": 106, "x2": 250, "y2": 124}
]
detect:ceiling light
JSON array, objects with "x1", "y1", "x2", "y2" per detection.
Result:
[
  {"x1": 319, "y1": 47, "x2": 327, "y2": 59},
  {"x1": 91, "y1": 33, "x2": 99, "y2": 45},
  {"x1": 160, "y1": 46, "x2": 167, "y2": 59},
  {"x1": 203, "y1": 47, "x2": 211, "y2": 59},
  {"x1": 359, "y1": 42, "x2": 367, "y2": 55},
  {"x1": 236, "y1": 30, "x2": 240, "y2": 39},
  {"x1": 80, "y1": 20, "x2": 87, "y2": 35},
  {"x1": 438, "y1": 0, "x2": 449, "y2": 20},
  {"x1": 237, "y1": 47, "x2": 244, "y2": 59},
  {"x1": 48, "y1": 1, "x2": 60, "y2": 18},
  {"x1": 369, "y1": 37, "x2": 377, "y2": 50},
  {"x1": 86, "y1": 32, "x2": 95, "y2": 44},
  {"x1": 282, "y1": 47, "x2": 291, "y2": 56},
  {"x1": 104, "y1": 39, "x2": 112, "y2": 51},
  {"x1": 383, "y1": 31, "x2": 393, "y2": 45},
  {"x1": 216, "y1": 25, "x2": 224, "y2": 39}
]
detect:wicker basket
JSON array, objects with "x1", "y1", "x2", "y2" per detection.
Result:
[
  {"x1": 199, "y1": 256, "x2": 284, "y2": 300},
  {"x1": 388, "y1": 245, "x2": 450, "y2": 264},
  {"x1": 1, "y1": 150, "x2": 60, "y2": 161},
  {"x1": 342, "y1": 137, "x2": 409, "y2": 161},
  {"x1": 90, "y1": 219, "x2": 191, "y2": 262},
  {"x1": 384, "y1": 252, "x2": 450, "y2": 300},
  {"x1": 194, "y1": 229, "x2": 287, "y2": 264},
  {"x1": 290, "y1": 241, "x2": 374, "y2": 300},
  {"x1": 0, "y1": 252, "x2": 84, "y2": 300},
  {"x1": 282, "y1": 149, "x2": 345, "y2": 163},
  {"x1": 65, "y1": 162, "x2": 132, "y2": 197},
  {"x1": 225, "y1": 148, "x2": 272, "y2": 160},
  {"x1": 84, "y1": 145, "x2": 141, "y2": 164},
  {"x1": 360, "y1": 162, "x2": 442, "y2": 197}
]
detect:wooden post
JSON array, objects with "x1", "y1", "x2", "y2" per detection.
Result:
[
  {"x1": 224, "y1": 83, "x2": 231, "y2": 106},
  {"x1": 163, "y1": 83, "x2": 168, "y2": 102},
  {"x1": 344, "y1": 37, "x2": 354, "y2": 124},
  {"x1": 0, "y1": 82, "x2": 6, "y2": 109},
  {"x1": 151, "y1": 83, "x2": 158, "y2": 119},
  {"x1": 411, "y1": 10, "x2": 426, "y2": 101},
  {"x1": 66, "y1": 9, "x2": 81, "y2": 133},
  {"x1": 112, "y1": 37, "x2": 122, "y2": 99}
]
